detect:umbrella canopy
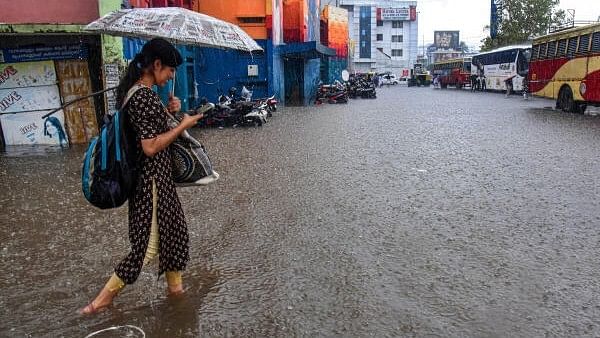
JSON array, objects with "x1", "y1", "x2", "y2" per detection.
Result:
[{"x1": 84, "y1": 7, "x2": 263, "y2": 52}]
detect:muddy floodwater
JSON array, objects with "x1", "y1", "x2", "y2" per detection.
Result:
[{"x1": 1, "y1": 87, "x2": 600, "y2": 337}]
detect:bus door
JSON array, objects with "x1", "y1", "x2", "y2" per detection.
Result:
[{"x1": 515, "y1": 48, "x2": 530, "y2": 92}]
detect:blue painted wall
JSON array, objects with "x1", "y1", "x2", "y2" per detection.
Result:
[
  {"x1": 123, "y1": 37, "x2": 194, "y2": 109},
  {"x1": 123, "y1": 38, "x2": 281, "y2": 107},
  {"x1": 268, "y1": 41, "x2": 285, "y2": 105},
  {"x1": 304, "y1": 58, "x2": 321, "y2": 106},
  {"x1": 322, "y1": 56, "x2": 348, "y2": 84},
  {"x1": 194, "y1": 40, "x2": 269, "y2": 104}
]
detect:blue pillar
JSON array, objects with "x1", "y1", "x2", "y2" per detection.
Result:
[{"x1": 304, "y1": 58, "x2": 321, "y2": 106}]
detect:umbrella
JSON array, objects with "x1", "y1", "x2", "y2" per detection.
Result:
[
  {"x1": 83, "y1": 7, "x2": 263, "y2": 52},
  {"x1": 43, "y1": 7, "x2": 262, "y2": 119}
]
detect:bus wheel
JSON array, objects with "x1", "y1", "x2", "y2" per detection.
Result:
[
  {"x1": 578, "y1": 104, "x2": 587, "y2": 114},
  {"x1": 558, "y1": 86, "x2": 575, "y2": 113}
]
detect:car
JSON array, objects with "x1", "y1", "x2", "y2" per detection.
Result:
[
  {"x1": 381, "y1": 73, "x2": 400, "y2": 85},
  {"x1": 397, "y1": 77, "x2": 409, "y2": 86}
]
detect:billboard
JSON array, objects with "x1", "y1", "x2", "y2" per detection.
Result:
[
  {"x1": 434, "y1": 31, "x2": 460, "y2": 50},
  {"x1": 378, "y1": 7, "x2": 416, "y2": 21}
]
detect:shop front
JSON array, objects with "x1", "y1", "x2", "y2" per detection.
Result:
[{"x1": 0, "y1": 36, "x2": 104, "y2": 148}]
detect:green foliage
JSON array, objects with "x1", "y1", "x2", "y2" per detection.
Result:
[{"x1": 480, "y1": 0, "x2": 566, "y2": 51}]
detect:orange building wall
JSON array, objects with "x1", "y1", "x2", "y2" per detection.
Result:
[
  {"x1": 197, "y1": 1, "x2": 268, "y2": 40},
  {"x1": 322, "y1": 5, "x2": 348, "y2": 57}
]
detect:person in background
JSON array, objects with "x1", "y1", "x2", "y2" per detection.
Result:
[
  {"x1": 80, "y1": 38, "x2": 203, "y2": 315},
  {"x1": 504, "y1": 75, "x2": 515, "y2": 98}
]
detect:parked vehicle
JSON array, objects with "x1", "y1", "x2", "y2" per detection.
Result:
[
  {"x1": 346, "y1": 75, "x2": 377, "y2": 99},
  {"x1": 198, "y1": 87, "x2": 267, "y2": 127},
  {"x1": 529, "y1": 22, "x2": 600, "y2": 113},
  {"x1": 408, "y1": 63, "x2": 432, "y2": 87},
  {"x1": 432, "y1": 57, "x2": 472, "y2": 89},
  {"x1": 254, "y1": 95, "x2": 277, "y2": 117},
  {"x1": 316, "y1": 80, "x2": 349, "y2": 104},
  {"x1": 471, "y1": 44, "x2": 531, "y2": 92},
  {"x1": 380, "y1": 73, "x2": 400, "y2": 85}
]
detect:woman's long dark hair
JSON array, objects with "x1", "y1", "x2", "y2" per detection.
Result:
[{"x1": 115, "y1": 38, "x2": 183, "y2": 109}]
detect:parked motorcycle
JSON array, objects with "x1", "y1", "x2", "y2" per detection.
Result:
[
  {"x1": 316, "y1": 80, "x2": 348, "y2": 104},
  {"x1": 347, "y1": 76, "x2": 377, "y2": 99}
]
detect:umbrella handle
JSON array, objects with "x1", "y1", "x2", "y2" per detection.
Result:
[
  {"x1": 41, "y1": 86, "x2": 118, "y2": 119},
  {"x1": 171, "y1": 72, "x2": 176, "y2": 97}
]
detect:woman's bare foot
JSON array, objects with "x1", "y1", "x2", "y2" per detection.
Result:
[
  {"x1": 79, "y1": 287, "x2": 117, "y2": 315},
  {"x1": 167, "y1": 284, "x2": 185, "y2": 296}
]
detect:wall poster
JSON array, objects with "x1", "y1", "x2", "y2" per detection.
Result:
[
  {"x1": 0, "y1": 109, "x2": 68, "y2": 146},
  {"x1": 56, "y1": 60, "x2": 98, "y2": 144}
]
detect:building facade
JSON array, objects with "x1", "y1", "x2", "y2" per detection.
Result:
[
  {"x1": 339, "y1": 0, "x2": 418, "y2": 74},
  {"x1": 0, "y1": 0, "x2": 124, "y2": 148}
]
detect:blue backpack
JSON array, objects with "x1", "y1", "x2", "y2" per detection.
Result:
[{"x1": 82, "y1": 85, "x2": 142, "y2": 209}]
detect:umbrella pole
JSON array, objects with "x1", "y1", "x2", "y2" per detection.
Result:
[
  {"x1": 171, "y1": 72, "x2": 176, "y2": 97},
  {"x1": 41, "y1": 86, "x2": 118, "y2": 119}
]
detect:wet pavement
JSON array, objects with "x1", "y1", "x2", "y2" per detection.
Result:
[{"x1": 1, "y1": 86, "x2": 600, "y2": 337}]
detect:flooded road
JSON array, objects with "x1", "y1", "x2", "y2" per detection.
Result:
[{"x1": 2, "y1": 87, "x2": 600, "y2": 337}]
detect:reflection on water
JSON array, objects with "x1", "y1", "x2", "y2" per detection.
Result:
[{"x1": 1, "y1": 144, "x2": 73, "y2": 157}]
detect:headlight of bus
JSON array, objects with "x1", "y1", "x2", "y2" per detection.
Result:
[{"x1": 580, "y1": 82, "x2": 587, "y2": 96}]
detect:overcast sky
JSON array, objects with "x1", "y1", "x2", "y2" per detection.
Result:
[{"x1": 417, "y1": 0, "x2": 600, "y2": 50}]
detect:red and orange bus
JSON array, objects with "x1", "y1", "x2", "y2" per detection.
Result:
[
  {"x1": 432, "y1": 57, "x2": 472, "y2": 89},
  {"x1": 529, "y1": 23, "x2": 600, "y2": 113}
]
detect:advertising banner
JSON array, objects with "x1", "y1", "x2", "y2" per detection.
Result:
[
  {"x1": 0, "y1": 45, "x2": 88, "y2": 63},
  {"x1": 0, "y1": 61, "x2": 57, "y2": 90},
  {"x1": 0, "y1": 109, "x2": 68, "y2": 146},
  {"x1": 434, "y1": 31, "x2": 460, "y2": 50},
  {"x1": 0, "y1": 85, "x2": 61, "y2": 114},
  {"x1": 380, "y1": 7, "x2": 411, "y2": 21}
]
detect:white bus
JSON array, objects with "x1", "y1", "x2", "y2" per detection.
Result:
[{"x1": 471, "y1": 44, "x2": 532, "y2": 91}]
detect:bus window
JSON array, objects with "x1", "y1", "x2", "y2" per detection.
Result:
[
  {"x1": 539, "y1": 43, "x2": 547, "y2": 59},
  {"x1": 593, "y1": 32, "x2": 600, "y2": 52},
  {"x1": 567, "y1": 37, "x2": 577, "y2": 56},
  {"x1": 578, "y1": 34, "x2": 590, "y2": 53},
  {"x1": 557, "y1": 39, "x2": 567, "y2": 56},
  {"x1": 532, "y1": 45, "x2": 540, "y2": 60},
  {"x1": 517, "y1": 51, "x2": 529, "y2": 76},
  {"x1": 547, "y1": 41, "x2": 557, "y2": 58},
  {"x1": 464, "y1": 61, "x2": 471, "y2": 72}
]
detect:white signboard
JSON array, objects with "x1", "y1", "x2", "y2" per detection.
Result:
[
  {"x1": 0, "y1": 109, "x2": 69, "y2": 146},
  {"x1": 0, "y1": 60, "x2": 57, "y2": 89},
  {"x1": 0, "y1": 85, "x2": 61, "y2": 114},
  {"x1": 381, "y1": 7, "x2": 410, "y2": 21},
  {"x1": 104, "y1": 63, "x2": 120, "y2": 115}
]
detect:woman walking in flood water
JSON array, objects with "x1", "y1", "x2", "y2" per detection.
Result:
[{"x1": 80, "y1": 38, "x2": 203, "y2": 314}]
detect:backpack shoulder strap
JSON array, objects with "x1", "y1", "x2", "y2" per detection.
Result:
[{"x1": 121, "y1": 83, "x2": 146, "y2": 110}]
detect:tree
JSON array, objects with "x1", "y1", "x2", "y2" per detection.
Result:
[
  {"x1": 459, "y1": 41, "x2": 470, "y2": 53},
  {"x1": 480, "y1": 0, "x2": 566, "y2": 51}
]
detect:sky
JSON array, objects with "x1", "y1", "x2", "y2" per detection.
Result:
[{"x1": 417, "y1": 0, "x2": 600, "y2": 51}]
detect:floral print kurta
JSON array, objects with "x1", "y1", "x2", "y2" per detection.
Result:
[{"x1": 115, "y1": 86, "x2": 189, "y2": 284}]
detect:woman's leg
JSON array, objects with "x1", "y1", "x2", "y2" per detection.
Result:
[
  {"x1": 81, "y1": 181, "x2": 160, "y2": 314},
  {"x1": 79, "y1": 273, "x2": 125, "y2": 314},
  {"x1": 166, "y1": 271, "x2": 184, "y2": 295},
  {"x1": 147, "y1": 180, "x2": 184, "y2": 295},
  {"x1": 143, "y1": 179, "x2": 160, "y2": 265}
]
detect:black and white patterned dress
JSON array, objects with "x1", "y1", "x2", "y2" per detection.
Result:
[{"x1": 115, "y1": 86, "x2": 189, "y2": 284}]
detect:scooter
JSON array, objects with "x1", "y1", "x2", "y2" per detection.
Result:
[{"x1": 316, "y1": 80, "x2": 348, "y2": 104}]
